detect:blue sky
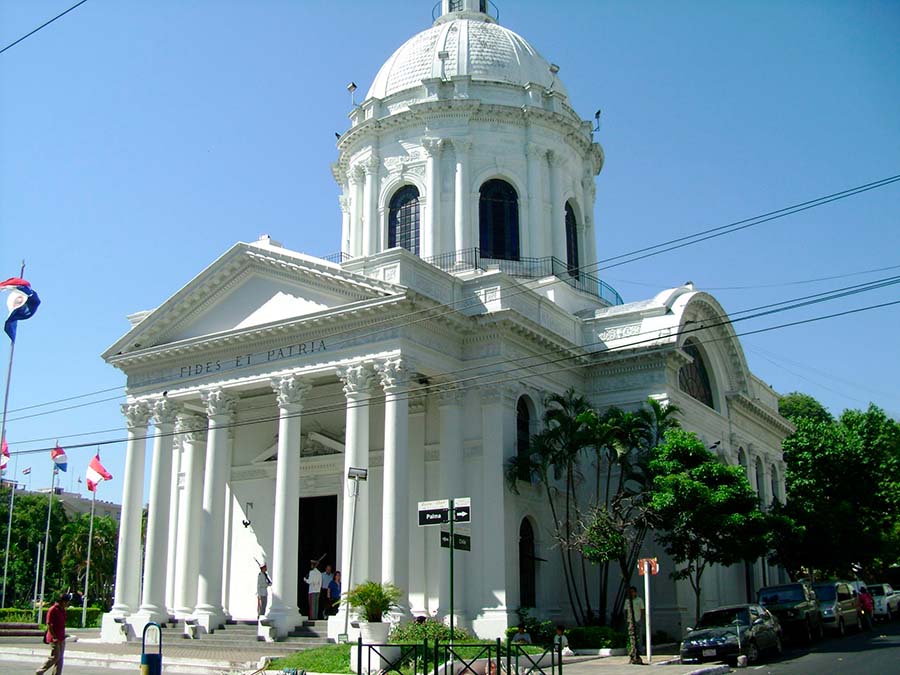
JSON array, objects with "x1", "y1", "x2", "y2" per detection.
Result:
[{"x1": 1, "y1": 0, "x2": 898, "y2": 502}]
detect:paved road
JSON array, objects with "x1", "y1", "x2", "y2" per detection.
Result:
[{"x1": 748, "y1": 618, "x2": 900, "y2": 674}]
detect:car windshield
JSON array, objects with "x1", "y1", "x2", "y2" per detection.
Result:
[
  {"x1": 759, "y1": 585, "x2": 804, "y2": 604},
  {"x1": 698, "y1": 608, "x2": 750, "y2": 628},
  {"x1": 814, "y1": 585, "x2": 836, "y2": 601},
  {"x1": 869, "y1": 585, "x2": 885, "y2": 596}
]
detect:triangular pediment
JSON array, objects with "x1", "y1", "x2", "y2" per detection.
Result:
[{"x1": 104, "y1": 240, "x2": 403, "y2": 358}]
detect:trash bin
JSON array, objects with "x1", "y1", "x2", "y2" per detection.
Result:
[{"x1": 140, "y1": 622, "x2": 162, "y2": 675}]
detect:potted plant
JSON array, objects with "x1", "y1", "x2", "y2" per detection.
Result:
[{"x1": 343, "y1": 580, "x2": 402, "y2": 643}]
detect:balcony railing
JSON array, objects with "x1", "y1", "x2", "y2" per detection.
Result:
[{"x1": 320, "y1": 248, "x2": 623, "y2": 306}]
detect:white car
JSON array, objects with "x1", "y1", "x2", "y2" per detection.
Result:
[{"x1": 869, "y1": 584, "x2": 900, "y2": 622}]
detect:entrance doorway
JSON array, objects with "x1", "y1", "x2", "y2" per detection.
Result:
[{"x1": 298, "y1": 495, "x2": 338, "y2": 618}]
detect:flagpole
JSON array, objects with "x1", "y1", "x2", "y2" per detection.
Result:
[
  {"x1": 33, "y1": 542, "x2": 41, "y2": 612},
  {"x1": 1, "y1": 473, "x2": 17, "y2": 608},
  {"x1": 0, "y1": 261, "x2": 25, "y2": 608},
  {"x1": 38, "y1": 466, "x2": 55, "y2": 625},
  {"x1": 81, "y1": 487, "x2": 97, "y2": 627}
]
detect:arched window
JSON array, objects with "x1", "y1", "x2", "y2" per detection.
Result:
[
  {"x1": 519, "y1": 518, "x2": 536, "y2": 607},
  {"x1": 737, "y1": 447, "x2": 748, "y2": 477},
  {"x1": 388, "y1": 185, "x2": 421, "y2": 255},
  {"x1": 565, "y1": 202, "x2": 579, "y2": 278},
  {"x1": 479, "y1": 179, "x2": 520, "y2": 261},
  {"x1": 678, "y1": 339, "x2": 715, "y2": 409},
  {"x1": 516, "y1": 397, "x2": 531, "y2": 481}
]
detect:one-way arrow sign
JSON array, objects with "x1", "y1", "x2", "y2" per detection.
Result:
[
  {"x1": 453, "y1": 497, "x2": 471, "y2": 523},
  {"x1": 440, "y1": 530, "x2": 472, "y2": 551}
]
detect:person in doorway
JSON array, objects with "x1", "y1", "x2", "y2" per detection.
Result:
[
  {"x1": 320, "y1": 564, "x2": 334, "y2": 619},
  {"x1": 36, "y1": 591, "x2": 72, "y2": 675},
  {"x1": 257, "y1": 563, "x2": 271, "y2": 617},
  {"x1": 304, "y1": 559, "x2": 323, "y2": 620},
  {"x1": 327, "y1": 570, "x2": 341, "y2": 616},
  {"x1": 511, "y1": 624, "x2": 532, "y2": 644},
  {"x1": 624, "y1": 586, "x2": 645, "y2": 664}
]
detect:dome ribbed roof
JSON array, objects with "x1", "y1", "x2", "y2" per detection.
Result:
[{"x1": 365, "y1": 18, "x2": 566, "y2": 101}]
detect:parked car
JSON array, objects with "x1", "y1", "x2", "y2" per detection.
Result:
[
  {"x1": 680, "y1": 604, "x2": 782, "y2": 666},
  {"x1": 758, "y1": 581, "x2": 823, "y2": 643},
  {"x1": 869, "y1": 584, "x2": 900, "y2": 622},
  {"x1": 813, "y1": 581, "x2": 861, "y2": 635}
]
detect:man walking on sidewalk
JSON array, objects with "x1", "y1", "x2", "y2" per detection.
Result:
[{"x1": 36, "y1": 592, "x2": 72, "y2": 675}]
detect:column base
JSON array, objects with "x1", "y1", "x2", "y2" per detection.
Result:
[
  {"x1": 328, "y1": 609, "x2": 360, "y2": 643},
  {"x1": 267, "y1": 606, "x2": 303, "y2": 639},
  {"x1": 100, "y1": 612, "x2": 135, "y2": 643},
  {"x1": 192, "y1": 606, "x2": 227, "y2": 634},
  {"x1": 129, "y1": 610, "x2": 172, "y2": 640},
  {"x1": 470, "y1": 608, "x2": 514, "y2": 639}
]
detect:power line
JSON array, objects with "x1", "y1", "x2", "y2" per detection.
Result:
[
  {"x1": 0, "y1": 0, "x2": 89, "y2": 56},
  {"x1": 6, "y1": 174, "x2": 899, "y2": 420},
  {"x1": 8, "y1": 284, "x2": 899, "y2": 456}
]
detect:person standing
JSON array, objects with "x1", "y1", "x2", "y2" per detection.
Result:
[
  {"x1": 327, "y1": 570, "x2": 342, "y2": 616},
  {"x1": 256, "y1": 563, "x2": 271, "y2": 617},
  {"x1": 624, "y1": 585, "x2": 646, "y2": 664},
  {"x1": 304, "y1": 559, "x2": 322, "y2": 620},
  {"x1": 37, "y1": 591, "x2": 71, "y2": 675},
  {"x1": 320, "y1": 565, "x2": 334, "y2": 619}
]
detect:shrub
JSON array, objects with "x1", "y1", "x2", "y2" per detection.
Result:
[
  {"x1": 342, "y1": 581, "x2": 402, "y2": 622},
  {"x1": 566, "y1": 626, "x2": 626, "y2": 649},
  {"x1": 390, "y1": 618, "x2": 471, "y2": 643},
  {"x1": 504, "y1": 609, "x2": 556, "y2": 646},
  {"x1": 0, "y1": 607, "x2": 35, "y2": 623}
]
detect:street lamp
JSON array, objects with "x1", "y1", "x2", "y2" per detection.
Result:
[{"x1": 341, "y1": 466, "x2": 368, "y2": 642}]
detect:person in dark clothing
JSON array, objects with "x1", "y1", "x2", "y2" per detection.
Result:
[{"x1": 37, "y1": 592, "x2": 72, "y2": 675}]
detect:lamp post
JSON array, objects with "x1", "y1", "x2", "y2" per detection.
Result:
[{"x1": 341, "y1": 466, "x2": 368, "y2": 641}]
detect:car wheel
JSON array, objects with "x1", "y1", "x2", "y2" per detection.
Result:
[
  {"x1": 747, "y1": 641, "x2": 760, "y2": 664},
  {"x1": 838, "y1": 618, "x2": 845, "y2": 636}
]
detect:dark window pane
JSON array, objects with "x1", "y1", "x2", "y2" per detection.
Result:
[
  {"x1": 388, "y1": 185, "x2": 421, "y2": 255},
  {"x1": 519, "y1": 518, "x2": 536, "y2": 607},
  {"x1": 565, "y1": 202, "x2": 579, "y2": 278},
  {"x1": 516, "y1": 398, "x2": 530, "y2": 480},
  {"x1": 479, "y1": 179, "x2": 520, "y2": 260},
  {"x1": 678, "y1": 339, "x2": 715, "y2": 408},
  {"x1": 449, "y1": 0, "x2": 463, "y2": 11}
]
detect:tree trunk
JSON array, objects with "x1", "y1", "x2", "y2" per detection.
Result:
[{"x1": 627, "y1": 595, "x2": 642, "y2": 664}]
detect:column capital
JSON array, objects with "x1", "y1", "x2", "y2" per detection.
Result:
[
  {"x1": 526, "y1": 142, "x2": 546, "y2": 159},
  {"x1": 176, "y1": 412, "x2": 208, "y2": 443},
  {"x1": 202, "y1": 388, "x2": 238, "y2": 419},
  {"x1": 338, "y1": 194, "x2": 350, "y2": 213},
  {"x1": 479, "y1": 383, "x2": 519, "y2": 405},
  {"x1": 152, "y1": 398, "x2": 180, "y2": 426},
  {"x1": 376, "y1": 357, "x2": 413, "y2": 395},
  {"x1": 434, "y1": 382, "x2": 466, "y2": 407},
  {"x1": 348, "y1": 167, "x2": 364, "y2": 186},
  {"x1": 422, "y1": 137, "x2": 444, "y2": 157},
  {"x1": 270, "y1": 374, "x2": 312, "y2": 410},
  {"x1": 452, "y1": 139, "x2": 472, "y2": 155},
  {"x1": 122, "y1": 400, "x2": 152, "y2": 429},
  {"x1": 547, "y1": 149, "x2": 565, "y2": 168},
  {"x1": 337, "y1": 362, "x2": 379, "y2": 398},
  {"x1": 362, "y1": 155, "x2": 380, "y2": 175}
]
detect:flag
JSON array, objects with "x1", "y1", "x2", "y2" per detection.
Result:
[
  {"x1": 0, "y1": 278, "x2": 41, "y2": 342},
  {"x1": 22, "y1": 467, "x2": 31, "y2": 475},
  {"x1": 85, "y1": 454, "x2": 112, "y2": 492},
  {"x1": 0, "y1": 437, "x2": 8, "y2": 473},
  {"x1": 51, "y1": 444, "x2": 67, "y2": 472}
]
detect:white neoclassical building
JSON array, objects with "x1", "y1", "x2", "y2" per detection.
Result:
[{"x1": 100, "y1": 0, "x2": 792, "y2": 642}]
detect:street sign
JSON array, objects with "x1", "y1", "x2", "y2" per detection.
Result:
[
  {"x1": 418, "y1": 499, "x2": 450, "y2": 527},
  {"x1": 637, "y1": 557, "x2": 659, "y2": 575},
  {"x1": 452, "y1": 497, "x2": 471, "y2": 523},
  {"x1": 440, "y1": 530, "x2": 472, "y2": 551}
]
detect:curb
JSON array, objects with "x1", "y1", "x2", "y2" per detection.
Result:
[{"x1": 687, "y1": 666, "x2": 731, "y2": 675}]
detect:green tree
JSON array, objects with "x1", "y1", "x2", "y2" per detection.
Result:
[
  {"x1": 59, "y1": 512, "x2": 119, "y2": 611},
  {"x1": 648, "y1": 429, "x2": 769, "y2": 623},
  {"x1": 778, "y1": 392, "x2": 833, "y2": 425},
  {"x1": 0, "y1": 488, "x2": 70, "y2": 608}
]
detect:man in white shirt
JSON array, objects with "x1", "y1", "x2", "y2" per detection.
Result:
[
  {"x1": 304, "y1": 560, "x2": 323, "y2": 620},
  {"x1": 624, "y1": 585, "x2": 646, "y2": 663},
  {"x1": 256, "y1": 563, "x2": 271, "y2": 616}
]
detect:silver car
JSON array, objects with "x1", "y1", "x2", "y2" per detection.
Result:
[{"x1": 813, "y1": 582, "x2": 861, "y2": 635}]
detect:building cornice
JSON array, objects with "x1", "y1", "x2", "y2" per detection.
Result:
[{"x1": 727, "y1": 392, "x2": 796, "y2": 437}]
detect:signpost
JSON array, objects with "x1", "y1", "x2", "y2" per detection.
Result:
[
  {"x1": 637, "y1": 557, "x2": 659, "y2": 663},
  {"x1": 417, "y1": 497, "x2": 472, "y2": 641}
]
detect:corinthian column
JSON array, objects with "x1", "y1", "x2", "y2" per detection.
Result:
[
  {"x1": 138, "y1": 398, "x2": 180, "y2": 624},
  {"x1": 111, "y1": 401, "x2": 151, "y2": 616},
  {"x1": 376, "y1": 358, "x2": 411, "y2": 610},
  {"x1": 349, "y1": 169, "x2": 364, "y2": 257},
  {"x1": 436, "y1": 384, "x2": 465, "y2": 621},
  {"x1": 339, "y1": 194, "x2": 351, "y2": 258},
  {"x1": 268, "y1": 375, "x2": 311, "y2": 637},
  {"x1": 337, "y1": 363, "x2": 377, "y2": 591},
  {"x1": 362, "y1": 156, "x2": 379, "y2": 256},
  {"x1": 453, "y1": 140, "x2": 472, "y2": 262},
  {"x1": 194, "y1": 389, "x2": 237, "y2": 632},
  {"x1": 526, "y1": 142, "x2": 546, "y2": 258},
  {"x1": 174, "y1": 413, "x2": 207, "y2": 617},
  {"x1": 548, "y1": 150, "x2": 566, "y2": 262},
  {"x1": 422, "y1": 138, "x2": 443, "y2": 259}
]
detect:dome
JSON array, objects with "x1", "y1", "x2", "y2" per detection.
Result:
[{"x1": 365, "y1": 18, "x2": 567, "y2": 101}]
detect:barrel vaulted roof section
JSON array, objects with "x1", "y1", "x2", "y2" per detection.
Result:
[{"x1": 366, "y1": 18, "x2": 567, "y2": 101}]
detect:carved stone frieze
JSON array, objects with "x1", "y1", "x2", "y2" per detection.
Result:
[
  {"x1": 337, "y1": 362, "x2": 378, "y2": 398},
  {"x1": 122, "y1": 400, "x2": 152, "y2": 429},
  {"x1": 203, "y1": 388, "x2": 238, "y2": 418},
  {"x1": 270, "y1": 375, "x2": 312, "y2": 409},
  {"x1": 597, "y1": 323, "x2": 641, "y2": 342},
  {"x1": 176, "y1": 413, "x2": 208, "y2": 443},
  {"x1": 434, "y1": 382, "x2": 466, "y2": 406}
]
